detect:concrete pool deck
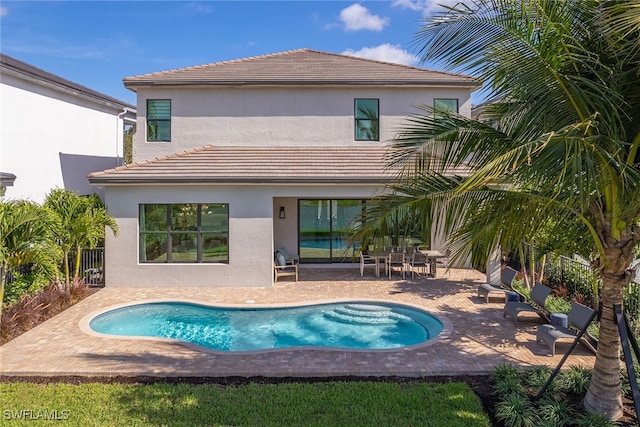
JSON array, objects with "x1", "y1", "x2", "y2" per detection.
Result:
[{"x1": 0, "y1": 268, "x2": 595, "y2": 378}]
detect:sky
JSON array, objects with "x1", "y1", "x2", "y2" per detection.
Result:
[{"x1": 0, "y1": 1, "x2": 483, "y2": 106}]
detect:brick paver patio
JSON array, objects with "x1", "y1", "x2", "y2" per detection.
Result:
[{"x1": 0, "y1": 267, "x2": 595, "y2": 378}]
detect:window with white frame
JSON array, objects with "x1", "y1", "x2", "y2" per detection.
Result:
[
  {"x1": 434, "y1": 98, "x2": 458, "y2": 113},
  {"x1": 354, "y1": 99, "x2": 379, "y2": 141},
  {"x1": 147, "y1": 99, "x2": 171, "y2": 142}
]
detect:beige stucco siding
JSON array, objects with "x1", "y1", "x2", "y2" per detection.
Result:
[
  {"x1": 103, "y1": 183, "x2": 381, "y2": 287},
  {"x1": 133, "y1": 86, "x2": 472, "y2": 162}
]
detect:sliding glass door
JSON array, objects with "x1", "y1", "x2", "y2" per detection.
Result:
[{"x1": 299, "y1": 199, "x2": 363, "y2": 263}]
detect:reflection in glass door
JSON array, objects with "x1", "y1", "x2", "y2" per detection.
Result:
[{"x1": 298, "y1": 199, "x2": 363, "y2": 263}]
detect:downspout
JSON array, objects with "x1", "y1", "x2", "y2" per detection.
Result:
[{"x1": 116, "y1": 108, "x2": 128, "y2": 167}]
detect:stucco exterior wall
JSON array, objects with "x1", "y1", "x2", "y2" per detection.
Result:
[
  {"x1": 133, "y1": 86, "x2": 472, "y2": 162},
  {"x1": 1, "y1": 73, "x2": 128, "y2": 203},
  {"x1": 103, "y1": 183, "x2": 381, "y2": 287}
]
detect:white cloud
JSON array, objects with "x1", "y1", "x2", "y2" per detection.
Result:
[
  {"x1": 0, "y1": 6, "x2": 8, "y2": 16},
  {"x1": 340, "y1": 4, "x2": 389, "y2": 32},
  {"x1": 187, "y1": 2, "x2": 213, "y2": 14},
  {"x1": 342, "y1": 44, "x2": 419, "y2": 66},
  {"x1": 392, "y1": 0, "x2": 468, "y2": 16},
  {"x1": 392, "y1": 0, "x2": 426, "y2": 12},
  {"x1": 6, "y1": 33, "x2": 135, "y2": 60}
]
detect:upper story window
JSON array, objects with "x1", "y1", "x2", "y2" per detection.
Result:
[
  {"x1": 147, "y1": 99, "x2": 171, "y2": 142},
  {"x1": 434, "y1": 98, "x2": 458, "y2": 113},
  {"x1": 354, "y1": 99, "x2": 379, "y2": 141}
]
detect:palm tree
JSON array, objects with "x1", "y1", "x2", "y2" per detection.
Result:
[
  {"x1": 44, "y1": 189, "x2": 117, "y2": 287},
  {"x1": 70, "y1": 194, "x2": 117, "y2": 280},
  {"x1": 366, "y1": 0, "x2": 639, "y2": 420},
  {"x1": 0, "y1": 200, "x2": 59, "y2": 315}
]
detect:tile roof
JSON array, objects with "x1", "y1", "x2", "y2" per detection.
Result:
[
  {"x1": 123, "y1": 48, "x2": 480, "y2": 89},
  {"x1": 1, "y1": 53, "x2": 135, "y2": 110},
  {"x1": 88, "y1": 145, "x2": 400, "y2": 185}
]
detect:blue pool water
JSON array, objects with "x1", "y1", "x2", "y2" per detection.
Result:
[{"x1": 89, "y1": 301, "x2": 443, "y2": 351}]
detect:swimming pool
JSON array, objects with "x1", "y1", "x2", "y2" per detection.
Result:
[{"x1": 88, "y1": 301, "x2": 444, "y2": 352}]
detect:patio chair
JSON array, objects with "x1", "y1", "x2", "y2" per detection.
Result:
[
  {"x1": 277, "y1": 247, "x2": 299, "y2": 265},
  {"x1": 436, "y1": 249, "x2": 452, "y2": 277},
  {"x1": 274, "y1": 251, "x2": 298, "y2": 282},
  {"x1": 536, "y1": 302, "x2": 597, "y2": 356},
  {"x1": 477, "y1": 267, "x2": 518, "y2": 303},
  {"x1": 359, "y1": 251, "x2": 378, "y2": 277},
  {"x1": 503, "y1": 282, "x2": 552, "y2": 325},
  {"x1": 409, "y1": 250, "x2": 429, "y2": 278},
  {"x1": 386, "y1": 252, "x2": 406, "y2": 279}
]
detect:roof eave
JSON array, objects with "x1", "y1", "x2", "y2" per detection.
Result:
[
  {"x1": 123, "y1": 79, "x2": 481, "y2": 90},
  {"x1": 89, "y1": 177, "x2": 395, "y2": 185},
  {"x1": 2, "y1": 64, "x2": 136, "y2": 111}
]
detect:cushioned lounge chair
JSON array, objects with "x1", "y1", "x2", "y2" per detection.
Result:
[
  {"x1": 536, "y1": 302, "x2": 597, "y2": 356},
  {"x1": 274, "y1": 262, "x2": 298, "y2": 282},
  {"x1": 277, "y1": 247, "x2": 299, "y2": 264},
  {"x1": 503, "y1": 282, "x2": 552, "y2": 325},
  {"x1": 477, "y1": 267, "x2": 518, "y2": 303},
  {"x1": 274, "y1": 249, "x2": 298, "y2": 282}
]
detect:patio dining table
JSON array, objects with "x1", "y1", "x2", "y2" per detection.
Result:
[
  {"x1": 369, "y1": 251, "x2": 391, "y2": 278},
  {"x1": 420, "y1": 250, "x2": 445, "y2": 277},
  {"x1": 368, "y1": 249, "x2": 445, "y2": 278}
]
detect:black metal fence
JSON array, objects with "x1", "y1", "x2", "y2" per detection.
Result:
[
  {"x1": 72, "y1": 247, "x2": 104, "y2": 286},
  {"x1": 544, "y1": 253, "x2": 640, "y2": 328}
]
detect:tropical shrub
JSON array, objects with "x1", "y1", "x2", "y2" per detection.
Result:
[
  {"x1": 491, "y1": 365, "x2": 632, "y2": 427},
  {"x1": 2, "y1": 270, "x2": 50, "y2": 306},
  {"x1": 0, "y1": 279, "x2": 88, "y2": 344}
]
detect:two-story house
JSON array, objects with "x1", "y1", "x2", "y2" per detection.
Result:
[
  {"x1": 88, "y1": 49, "x2": 480, "y2": 287},
  {"x1": 0, "y1": 53, "x2": 136, "y2": 203}
]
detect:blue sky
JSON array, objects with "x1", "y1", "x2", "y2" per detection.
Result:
[{"x1": 1, "y1": 1, "x2": 481, "y2": 106}]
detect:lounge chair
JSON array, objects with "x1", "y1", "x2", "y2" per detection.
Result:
[
  {"x1": 536, "y1": 302, "x2": 597, "y2": 356},
  {"x1": 477, "y1": 267, "x2": 518, "y2": 303},
  {"x1": 503, "y1": 282, "x2": 552, "y2": 325}
]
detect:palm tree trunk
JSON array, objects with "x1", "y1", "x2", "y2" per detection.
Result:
[
  {"x1": 583, "y1": 238, "x2": 634, "y2": 420},
  {"x1": 583, "y1": 272, "x2": 624, "y2": 419},
  {"x1": 0, "y1": 264, "x2": 7, "y2": 318},
  {"x1": 63, "y1": 252, "x2": 70, "y2": 290},
  {"x1": 74, "y1": 246, "x2": 82, "y2": 282}
]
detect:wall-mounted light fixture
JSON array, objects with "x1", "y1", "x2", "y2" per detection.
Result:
[{"x1": 279, "y1": 206, "x2": 286, "y2": 219}]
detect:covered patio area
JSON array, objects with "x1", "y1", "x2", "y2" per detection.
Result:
[{"x1": 0, "y1": 267, "x2": 595, "y2": 378}]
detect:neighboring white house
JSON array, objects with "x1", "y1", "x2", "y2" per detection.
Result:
[
  {"x1": 0, "y1": 53, "x2": 136, "y2": 203},
  {"x1": 88, "y1": 49, "x2": 480, "y2": 287}
]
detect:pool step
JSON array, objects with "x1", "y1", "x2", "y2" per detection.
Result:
[
  {"x1": 324, "y1": 305, "x2": 410, "y2": 325},
  {"x1": 344, "y1": 304, "x2": 394, "y2": 313}
]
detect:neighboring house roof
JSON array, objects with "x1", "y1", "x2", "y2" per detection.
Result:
[
  {"x1": 1, "y1": 53, "x2": 135, "y2": 112},
  {"x1": 88, "y1": 145, "x2": 399, "y2": 185},
  {"x1": 123, "y1": 48, "x2": 481, "y2": 89}
]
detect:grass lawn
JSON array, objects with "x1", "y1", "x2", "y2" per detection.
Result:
[{"x1": 1, "y1": 381, "x2": 490, "y2": 426}]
